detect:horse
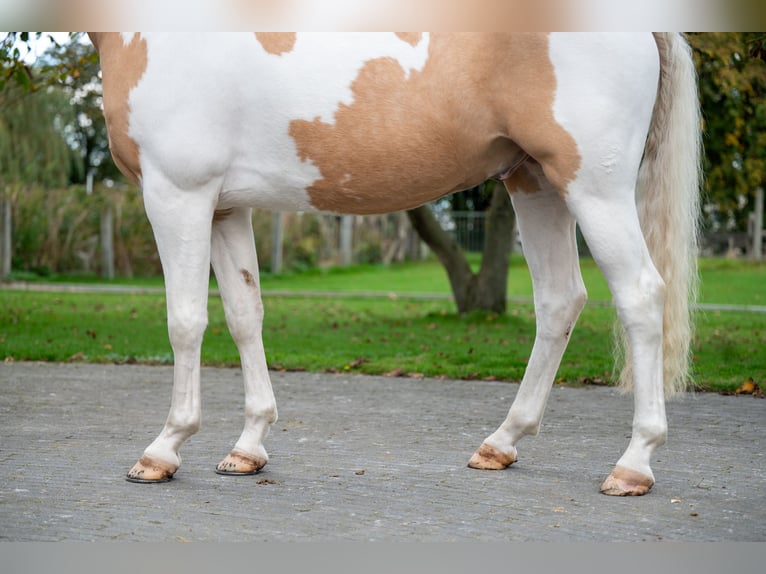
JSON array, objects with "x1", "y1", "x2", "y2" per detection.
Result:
[{"x1": 89, "y1": 33, "x2": 701, "y2": 496}]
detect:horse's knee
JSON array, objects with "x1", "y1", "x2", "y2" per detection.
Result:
[
  {"x1": 226, "y1": 305, "x2": 263, "y2": 346},
  {"x1": 167, "y1": 311, "x2": 208, "y2": 352}
]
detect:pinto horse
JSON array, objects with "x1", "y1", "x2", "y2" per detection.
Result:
[{"x1": 90, "y1": 33, "x2": 700, "y2": 495}]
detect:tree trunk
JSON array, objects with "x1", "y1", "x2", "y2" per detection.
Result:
[
  {"x1": 407, "y1": 182, "x2": 515, "y2": 314},
  {"x1": 474, "y1": 182, "x2": 515, "y2": 313}
]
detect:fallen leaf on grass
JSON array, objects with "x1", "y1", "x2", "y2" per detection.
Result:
[
  {"x1": 735, "y1": 377, "x2": 761, "y2": 396},
  {"x1": 347, "y1": 357, "x2": 368, "y2": 369}
]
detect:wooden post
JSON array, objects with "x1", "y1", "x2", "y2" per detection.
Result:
[
  {"x1": 340, "y1": 215, "x2": 353, "y2": 266},
  {"x1": 271, "y1": 211, "x2": 283, "y2": 274},
  {"x1": 0, "y1": 200, "x2": 11, "y2": 278},
  {"x1": 100, "y1": 206, "x2": 115, "y2": 279},
  {"x1": 754, "y1": 187, "x2": 763, "y2": 261}
]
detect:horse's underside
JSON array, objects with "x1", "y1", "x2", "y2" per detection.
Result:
[{"x1": 90, "y1": 32, "x2": 700, "y2": 495}]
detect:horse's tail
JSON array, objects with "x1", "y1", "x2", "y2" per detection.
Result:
[{"x1": 617, "y1": 32, "x2": 702, "y2": 397}]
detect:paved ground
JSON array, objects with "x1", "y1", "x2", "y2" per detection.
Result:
[{"x1": 0, "y1": 361, "x2": 763, "y2": 541}]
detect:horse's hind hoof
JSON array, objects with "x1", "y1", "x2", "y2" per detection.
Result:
[
  {"x1": 215, "y1": 449, "x2": 267, "y2": 476},
  {"x1": 126, "y1": 455, "x2": 176, "y2": 483}
]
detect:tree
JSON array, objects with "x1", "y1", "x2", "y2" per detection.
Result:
[
  {"x1": 1, "y1": 33, "x2": 88, "y2": 276},
  {"x1": 687, "y1": 33, "x2": 766, "y2": 233},
  {"x1": 407, "y1": 180, "x2": 515, "y2": 314},
  {"x1": 35, "y1": 34, "x2": 116, "y2": 184}
]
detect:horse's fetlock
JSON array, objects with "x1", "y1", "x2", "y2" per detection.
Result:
[
  {"x1": 636, "y1": 420, "x2": 667, "y2": 447},
  {"x1": 167, "y1": 413, "x2": 201, "y2": 436},
  {"x1": 508, "y1": 412, "x2": 541, "y2": 438},
  {"x1": 246, "y1": 402, "x2": 278, "y2": 425}
]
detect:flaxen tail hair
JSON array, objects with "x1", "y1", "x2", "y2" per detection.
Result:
[{"x1": 616, "y1": 33, "x2": 702, "y2": 397}]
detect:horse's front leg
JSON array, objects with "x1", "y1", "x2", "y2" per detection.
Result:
[
  {"x1": 126, "y1": 181, "x2": 217, "y2": 483},
  {"x1": 210, "y1": 207, "x2": 277, "y2": 476}
]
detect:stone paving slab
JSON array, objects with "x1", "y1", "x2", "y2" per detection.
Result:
[{"x1": 0, "y1": 361, "x2": 763, "y2": 541}]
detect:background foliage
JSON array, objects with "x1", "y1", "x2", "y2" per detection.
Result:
[{"x1": 687, "y1": 33, "x2": 766, "y2": 233}]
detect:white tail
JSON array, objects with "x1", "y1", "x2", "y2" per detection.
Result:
[{"x1": 617, "y1": 33, "x2": 702, "y2": 397}]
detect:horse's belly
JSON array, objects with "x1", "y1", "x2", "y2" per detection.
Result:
[
  {"x1": 127, "y1": 33, "x2": 519, "y2": 213},
  {"x1": 218, "y1": 132, "x2": 510, "y2": 215}
]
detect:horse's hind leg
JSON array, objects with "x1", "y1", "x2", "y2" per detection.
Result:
[
  {"x1": 210, "y1": 207, "x2": 277, "y2": 475},
  {"x1": 469, "y1": 165, "x2": 587, "y2": 470},
  {"x1": 567, "y1": 190, "x2": 666, "y2": 496}
]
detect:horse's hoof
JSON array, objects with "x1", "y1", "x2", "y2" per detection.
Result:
[
  {"x1": 215, "y1": 449, "x2": 267, "y2": 476},
  {"x1": 126, "y1": 455, "x2": 176, "y2": 483},
  {"x1": 467, "y1": 443, "x2": 517, "y2": 470},
  {"x1": 600, "y1": 465, "x2": 654, "y2": 496}
]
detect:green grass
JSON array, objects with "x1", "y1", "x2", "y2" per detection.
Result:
[
  {"x1": 13, "y1": 254, "x2": 764, "y2": 306},
  {"x1": 2, "y1": 256, "x2": 765, "y2": 393},
  {"x1": 259, "y1": 255, "x2": 766, "y2": 306}
]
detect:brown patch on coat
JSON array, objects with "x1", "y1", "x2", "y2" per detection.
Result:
[
  {"x1": 241, "y1": 269, "x2": 256, "y2": 287},
  {"x1": 395, "y1": 32, "x2": 423, "y2": 47},
  {"x1": 290, "y1": 34, "x2": 580, "y2": 214},
  {"x1": 92, "y1": 33, "x2": 147, "y2": 186},
  {"x1": 255, "y1": 32, "x2": 297, "y2": 56}
]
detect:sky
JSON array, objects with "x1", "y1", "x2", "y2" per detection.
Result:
[{"x1": 1, "y1": 32, "x2": 78, "y2": 64}]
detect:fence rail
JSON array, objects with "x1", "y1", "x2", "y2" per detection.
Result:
[{"x1": 1, "y1": 190, "x2": 764, "y2": 279}]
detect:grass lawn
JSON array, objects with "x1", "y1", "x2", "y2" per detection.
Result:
[{"x1": 2, "y1": 256, "x2": 765, "y2": 393}]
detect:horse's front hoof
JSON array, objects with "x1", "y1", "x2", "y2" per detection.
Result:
[
  {"x1": 215, "y1": 449, "x2": 267, "y2": 476},
  {"x1": 126, "y1": 455, "x2": 177, "y2": 483},
  {"x1": 600, "y1": 465, "x2": 654, "y2": 496},
  {"x1": 467, "y1": 443, "x2": 517, "y2": 470}
]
